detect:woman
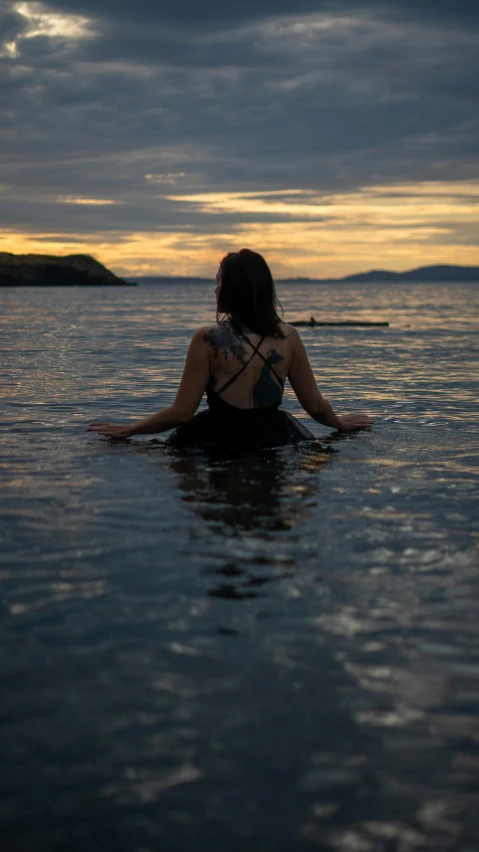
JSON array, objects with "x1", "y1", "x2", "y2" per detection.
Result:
[{"x1": 87, "y1": 249, "x2": 373, "y2": 446}]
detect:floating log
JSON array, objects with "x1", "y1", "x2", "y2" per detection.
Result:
[{"x1": 291, "y1": 317, "x2": 389, "y2": 327}]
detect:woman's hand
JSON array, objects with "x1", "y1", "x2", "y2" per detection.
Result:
[
  {"x1": 337, "y1": 414, "x2": 374, "y2": 431},
  {"x1": 86, "y1": 422, "x2": 135, "y2": 439},
  {"x1": 84, "y1": 330, "x2": 210, "y2": 440}
]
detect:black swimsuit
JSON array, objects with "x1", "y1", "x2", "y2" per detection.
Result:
[{"x1": 169, "y1": 328, "x2": 315, "y2": 450}]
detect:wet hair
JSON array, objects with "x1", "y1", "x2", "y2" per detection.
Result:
[{"x1": 217, "y1": 249, "x2": 284, "y2": 338}]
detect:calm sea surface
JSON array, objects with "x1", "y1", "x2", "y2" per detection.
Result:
[{"x1": 1, "y1": 281, "x2": 478, "y2": 851}]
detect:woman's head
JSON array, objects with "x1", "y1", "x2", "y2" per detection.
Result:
[{"x1": 215, "y1": 249, "x2": 284, "y2": 338}]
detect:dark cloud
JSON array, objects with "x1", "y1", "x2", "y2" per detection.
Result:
[
  {"x1": 25, "y1": 0, "x2": 479, "y2": 26},
  {"x1": 0, "y1": 0, "x2": 478, "y2": 246}
]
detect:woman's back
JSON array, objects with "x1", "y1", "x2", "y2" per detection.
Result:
[
  {"x1": 87, "y1": 248, "x2": 374, "y2": 444},
  {"x1": 204, "y1": 321, "x2": 292, "y2": 410},
  {"x1": 167, "y1": 319, "x2": 313, "y2": 450}
]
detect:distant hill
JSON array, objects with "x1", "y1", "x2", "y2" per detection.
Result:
[
  {"x1": 0, "y1": 253, "x2": 134, "y2": 286},
  {"x1": 130, "y1": 264, "x2": 479, "y2": 285},
  {"x1": 279, "y1": 265, "x2": 479, "y2": 283}
]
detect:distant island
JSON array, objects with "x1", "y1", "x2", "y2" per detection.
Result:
[
  {"x1": 0, "y1": 253, "x2": 134, "y2": 286},
  {"x1": 2, "y1": 255, "x2": 476, "y2": 286},
  {"x1": 281, "y1": 264, "x2": 479, "y2": 283},
  {"x1": 130, "y1": 264, "x2": 479, "y2": 284}
]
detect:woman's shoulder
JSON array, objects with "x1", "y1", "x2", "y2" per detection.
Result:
[
  {"x1": 199, "y1": 322, "x2": 234, "y2": 346},
  {"x1": 196, "y1": 322, "x2": 245, "y2": 361},
  {"x1": 194, "y1": 321, "x2": 297, "y2": 350},
  {"x1": 190, "y1": 323, "x2": 222, "y2": 344},
  {"x1": 278, "y1": 321, "x2": 299, "y2": 341}
]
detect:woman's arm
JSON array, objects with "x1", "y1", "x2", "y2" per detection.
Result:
[
  {"x1": 286, "y1": 326, "x2": 373, "y2": 431},
  {"x1": 87, "y1": 329, "x2": 211, "y2": 438}
]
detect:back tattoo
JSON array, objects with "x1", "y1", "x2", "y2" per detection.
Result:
[
  {"x1": 203, "y1": 324, "x2": 247, "y2": 364},
  {"x1": 204, "y1": 323, "x2": 285, "y2": 408}
]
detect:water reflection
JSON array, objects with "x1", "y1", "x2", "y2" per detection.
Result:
[
  {"x1": 164, "y1": 443, "x2": 334, "y2": 600},
  {"x1": 3, "y1": 283, "x2": 479, "y2": 851}
]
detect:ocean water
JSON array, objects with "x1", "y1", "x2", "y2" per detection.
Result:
[{"x1": 1, "y1": 281, "x2": 478, "y2": 852}]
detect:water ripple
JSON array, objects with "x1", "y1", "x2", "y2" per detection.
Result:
[{"x1": 1, "y1": 282, "x2": 478, "y2": 850}]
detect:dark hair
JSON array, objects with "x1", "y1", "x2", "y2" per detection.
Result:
[{"x1": 217, "y1": 249, "x2": 284, "y2": 338}]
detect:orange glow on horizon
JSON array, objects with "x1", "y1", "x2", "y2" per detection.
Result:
[{"x1": 1, "y1": 179, "x2": 478, "y2": 278}]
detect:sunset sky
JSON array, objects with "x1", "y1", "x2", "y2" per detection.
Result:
[{"x1": 1, "y1": 0, "x2": 478, "y2": 278}]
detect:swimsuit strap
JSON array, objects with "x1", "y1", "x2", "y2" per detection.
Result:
[
  {"x1": 212, "y1": 334, "x2": 266, "y2": 396},
  {"x1": 211, "y1": 326, "x2": 285, "y2": 397},
  {"x1": 234, "y1": 327, "x2": 285, "y2": 389}
]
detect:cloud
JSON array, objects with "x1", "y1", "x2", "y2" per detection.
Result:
[
  {"x1": 0, "y1": 0, "x2": 478, "y2": 273},
  {"x1": 2, "y1": 179, "x2": 477, "y2": 277},
  {"x1": 15, "y1": 2, "x2": 93, "y2": 39}
]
